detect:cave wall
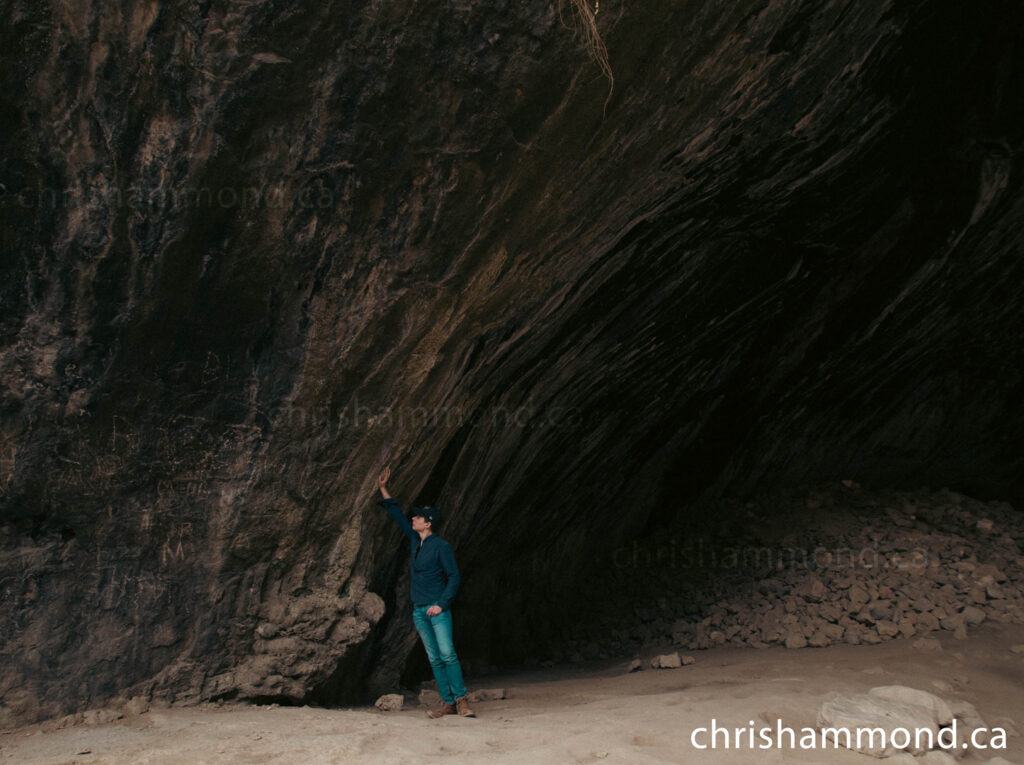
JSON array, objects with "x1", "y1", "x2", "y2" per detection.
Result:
[{"x1": 1, "y1": 0, "x2": 1023, "y2": 725}]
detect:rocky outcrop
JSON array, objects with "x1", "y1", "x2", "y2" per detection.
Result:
[
  {"x1": 2, "y1": 0, "x2": 1023, "y2": 726},
  {"x1": 818, "y1": 686, "x2": 1001, "y2": 759}
]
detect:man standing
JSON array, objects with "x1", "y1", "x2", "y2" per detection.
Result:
[{"x1": 376, "y1": 466, "x2": 475, "y2": 718}]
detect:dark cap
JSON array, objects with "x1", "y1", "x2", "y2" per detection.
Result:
[{"x1": 412, "y1": 505, "x2": 442, "y2": 527}]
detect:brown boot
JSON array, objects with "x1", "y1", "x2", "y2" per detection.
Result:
[
  {"x1": 426, "y1": 701, "x2": 456, "y2": 719},
  {"x1": 455, "y1": 696, "x2": 476, "y2": 718}
]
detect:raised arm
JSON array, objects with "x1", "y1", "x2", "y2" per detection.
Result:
[
  {"x1": 377, "y1": 466, "x2": 392, "y2": 499},
  {"x1": 377, "y1": 466, "x2": 416, "y2": 544}
]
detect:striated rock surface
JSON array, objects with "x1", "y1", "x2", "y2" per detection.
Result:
[{"x1": 1, "y1": 0, "x2": 1023, "y2": 726}]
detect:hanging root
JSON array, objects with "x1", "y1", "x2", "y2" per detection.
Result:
[{"x1": 560, "y1": 0, "x2": 614, "y2": 104}]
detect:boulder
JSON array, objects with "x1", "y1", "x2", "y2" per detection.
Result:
[
  {"x1": 818, "y1": 694, "x2": 936, "y2": 756},
  {"x1": 374, "y1": 693, "x2": 404, "y2": 712}
]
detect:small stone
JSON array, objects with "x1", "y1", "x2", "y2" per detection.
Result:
[
  {"x1": 869, "y1": 600, "x2": 894, "y2": 621},
  {"x1": 680, "y1": 655, "x2": 696, "y2": 666},
  {"x1": 1009, "y1": 644, "x2": 1024, "y2": 654},
  {"x1": 375, "y1": 693, "x2": 404, "y2": 712},
  {"x1": 961, "y1": 606, "x2": 985, "y2": 626},
  {"x1": 897, "y1": 618, "x2": 916, "y2": 638},
  {"x1": 809, "y1": 578, "x2": 826, "y2": 601},
  {"x1": 848, "y1": 585, "x2": 870, "y2": 607},
  {"x1": 819, "y1": 602, "x2": 842, "y2": 622},
  {"x1": 912, "y1": 597, "x2": 934, "y2": 613},
  {"x1": 876, "y1": 620, "x2": 899, "y2": 637},
  {"x1": 651, "y1": 652, "x2": 682, "y2": 669},
  {"x1": 821, "y1": 623, "x2": 844, "y2": 640},
  {"x1": 808, "y1": 630, "x2": 831, "y2": 647},
  {"x1": 940, "y1": 614, "x2": 964, "y2": 631},
  {"x1": 785, "y1": 631, "x2": 807, "y2": 649},
  {"x1": 976, "y1": 518, "x2": 994, "y2": 532},
  {"x1": 627, "y1": 659, "x2": 643, "y2": 672}
]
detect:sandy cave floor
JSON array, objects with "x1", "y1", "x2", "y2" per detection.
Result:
[{"x1": 3, "y1": 624, "x2": 1023, "y2": 765}]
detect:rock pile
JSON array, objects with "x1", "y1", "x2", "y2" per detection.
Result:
[
  {"x1": 671, "y1": 489, "x2": 1023, "y2": 652},
  {"x1": 553, "y1": 485, "x2": 1024, "y2": 663}
]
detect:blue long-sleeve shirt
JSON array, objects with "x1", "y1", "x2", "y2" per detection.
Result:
[{"x1": 379, "y1": 498, "x2": 460, "y2": 610}]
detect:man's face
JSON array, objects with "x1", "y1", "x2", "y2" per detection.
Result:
[{"x1": 411, "y1": 515, "x2": 431, "y2": 533}]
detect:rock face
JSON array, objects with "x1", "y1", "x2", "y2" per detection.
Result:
[{"x1": 1, "y1": 0, "x2": 1023, "y2": 727}]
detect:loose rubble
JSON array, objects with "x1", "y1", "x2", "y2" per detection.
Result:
[{"x1": 560, "y1": 485, "x2": 1023, "y2": 664}]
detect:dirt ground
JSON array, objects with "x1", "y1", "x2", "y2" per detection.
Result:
[{"x1": 3, "y1": 623, "x2": 1022, "y2": 765}]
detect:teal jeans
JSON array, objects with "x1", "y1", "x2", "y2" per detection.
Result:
[{"x1": 412, "y1": 605, "x2": 467, "y2": 705}]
